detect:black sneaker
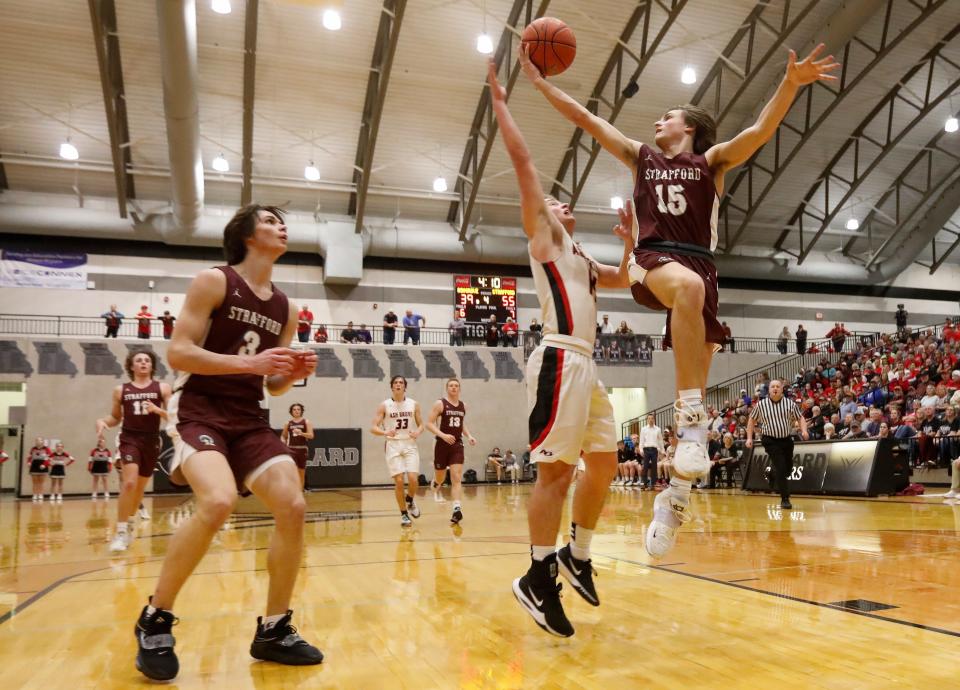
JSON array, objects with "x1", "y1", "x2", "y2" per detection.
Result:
[
  {"x1": 511, "y1": 558, "x2": 574, "y2": 638},
  {"x1": 450, "y1": 506, "x2": 463, "y2": 524},
  {"x1": 780, "y1": 499, "x2": 793, "y2": 510},
  {"x1": 250, "y1": 610, "x2": 324, "y2": 665},
  {"x1": 557, "y1": 544, "x2": 599, "y2": 606},
  {"x1": 134, "y1": 604, "x2": 179, "y2": 681}
]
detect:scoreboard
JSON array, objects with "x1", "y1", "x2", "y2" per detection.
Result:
[{"x1": 454, "y1": 275, "x2": 517, "y2": 323}]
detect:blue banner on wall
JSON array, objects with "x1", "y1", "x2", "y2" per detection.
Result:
[{"x1": 0, "y1": 249, "x2": 87, "y2": 289}]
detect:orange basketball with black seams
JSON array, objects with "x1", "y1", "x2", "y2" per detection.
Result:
[{"x1": 521, "y1": 17, "x2": 576, "y2": 77}]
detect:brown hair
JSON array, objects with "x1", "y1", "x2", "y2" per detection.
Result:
[
  {"x1": 223, "y1": 204, "x2": 285, "y2": 265},
  {"x1": 125, "y1": 349, "x2": 157, "y2": 379},
  {"x1": 669, "y1": 104, "x2": 717, "y2": 155}
]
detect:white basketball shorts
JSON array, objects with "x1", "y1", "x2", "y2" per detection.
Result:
[{"x1": 385, "y1": 439, "x2": 420, "y2": 477}]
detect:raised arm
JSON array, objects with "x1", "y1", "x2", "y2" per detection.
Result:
[
  {"x1": 519, "y1": 44, "x2": 640, "y2": 169},
  {"x1": 596, "y1": 200, "x2": 636, "y2": 289},
  {"x1": 488, "y1": 59, "x2": 562, "y2": 258},
  {"x1": 707, "y1": 44, "x2": 840, "y2": 179}
]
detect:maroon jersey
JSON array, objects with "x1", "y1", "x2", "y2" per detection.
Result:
[
  {"x1": 438, "y1": 398, "x2": 466, "y2": 445},
  {"x1": 633, "y1": 143, "x2": 718, "y2": 251},
  {"x1": 180, "y1": 266, "x2": 289, "y2": 401},
  {"x1": 287, "y1": 419, "x2": 308, "y2": 448},
  {"x1": 122, "y1": 380, "x2": 163, "y2": 434}
]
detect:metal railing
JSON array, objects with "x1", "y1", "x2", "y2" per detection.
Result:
[{"x1": 0, "y1": 314, "x2": 882, "y2": 358}]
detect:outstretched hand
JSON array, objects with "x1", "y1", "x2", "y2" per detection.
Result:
[
  {"x1": 786, "y1": 43, "x2": 840, "y2": 87},
  {"x1": 487, "y1": 59, "x2": 506, "y2": 103},
  {"x1": 612, "y1": 199, "x2": 635, "y2": 244},
  {"x1": 518, "y1": 42, "x2": 542, "y2": 83}
]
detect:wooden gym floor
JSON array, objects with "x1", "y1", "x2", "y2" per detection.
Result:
[{"x1": 1, "y1": 484, "x2": 959, "y2": 689}]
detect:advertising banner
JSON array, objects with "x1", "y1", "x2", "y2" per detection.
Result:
[{"x1": 0, "y1": 249, "x2": 87, "y2": 290}]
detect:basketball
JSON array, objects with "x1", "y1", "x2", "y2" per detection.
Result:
[{"x1": 521, "y1": 17, "x2": 576, "y2": 77}]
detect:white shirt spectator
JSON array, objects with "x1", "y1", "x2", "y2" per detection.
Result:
[
  {"x1": 639, "y1": 424, "x2": 665, "y2": 451},
  {"x1": 599, "y1": 316, "x2": 614, "y2": 334},
  {"x1": 920, "y1": 394, "x2": 939, "y2": 409}
]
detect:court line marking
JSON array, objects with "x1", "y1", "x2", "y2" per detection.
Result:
[{"x1": 599, "y1": 553, "x2": 960, "y2": 639}]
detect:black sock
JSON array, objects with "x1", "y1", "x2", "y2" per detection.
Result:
[
  {"x1": 406, "y1": 495, "x2": 414, "y2": 504},
  {"x1": 401, "y1": 510, "x2": 409, "y2": 516}
]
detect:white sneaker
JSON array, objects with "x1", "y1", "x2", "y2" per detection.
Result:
[
  {"x1": 109, "y1": 532, "x2": 128, "y2": 552},
  {"x1": 103, "y1": 492, "x2": 110, "y2": 499},
  {"x1": 56, "y1": 495, "x2": 63, "y2": 503},
  {"x1": 944, "y1": 490, "x2": 958, "y2": 499},
  {"x1": 138, "y1": 506, "x2": 150, "y2": 520},
  {"x1": 407, "y1": 500, "x2": 421, "y2": 518},
  {"x1": 645, "y1": 487, "x2": 691, "y2": 558},
  {"x1": 400, "y1": 513, "x2": 413, "y2": 527},
  {"x1": 91, "y1": 493, "x2": 97, "y2": 499}
]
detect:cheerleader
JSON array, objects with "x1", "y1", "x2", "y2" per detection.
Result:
[
  {"x1": 48, "y1": 442, "x2": 75, "y2": 502},
  {"x1": 27, "y1": 437, "x2": 50, "y2": 502},
  {"x1": 88, "y1": 437, "x2": 113, "y2": 499}
]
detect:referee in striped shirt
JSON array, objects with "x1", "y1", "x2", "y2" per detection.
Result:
[{"x1": 746, "y1": 379, "x2": 808, "y2": 509}]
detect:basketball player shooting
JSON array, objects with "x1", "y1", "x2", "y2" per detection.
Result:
[
  {"x1": 488, "y1": 59, "x2": 634, "y2": 637},
  {"x1": 520, "y1": 40, "x2": 839, "y2": 558}
]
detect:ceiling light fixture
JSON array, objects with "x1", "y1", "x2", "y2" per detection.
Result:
[
  {"x1": 846, "y1": 218, "x2": 859, "y2": 231},
  {"x1": 211, "y1": 0, "x2": 231, "y2": 15},
  {"x1": 946, "y1": 116, "x2": 959, "y2": 133},
  {"x1": 477, "y1": 33, "x2": 493, "y2": 54},
  {"x1": 610, "y1": 196, "x2": 624, "y2": 210},
  {"x1": 59, "y1": 140, "x2": 79, "y2": 160},
  {"x1": 322, "y1": 9, "x2": 342, "y2": 31},
  {"x1": 432, "y1": 177, "x2": 448, "y2": 193},
  {"x1": 212, "y1": 154, "x2": 229, "y2": 172},
  {"x1": 304, "y1": 162, "x2": 320, "y2": 181},
  {"x1": 681, "y1": 66, "x2": 697, "y2": 85}
]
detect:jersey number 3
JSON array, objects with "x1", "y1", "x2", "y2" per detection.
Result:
[
  {"x1": 655, "y1": 184, "x2": 687, "y2": 216},
  {"x1": 238, "y1": 330, "x2": 261, "y2": 356}
]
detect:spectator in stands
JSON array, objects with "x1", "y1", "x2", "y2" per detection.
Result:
[
  {"x1": 340, "y1": 321, "x2": 359, "y2": 344},
  {"x1": 356, "y1": 324, "x2": 372, "y2": 344},
  {"x1": 823, "y1": 422, "x2": 837, "y2": 439},
  {"x1": 865, "y1": 408, "x2": 883, "y2": 437},
  {"x1": 485, "y1": 316, "x2": 500, "y2": 347},
  {"x1": 917, "y1": 407, "x2": 939, "y2": 467},
  {"x1": 297, "y1": 305, "x2": 314, "y2": 343},
  {"x1": 877, "y1": 422, "x2": 891, "y2": 439},
  {"x1": 796, "y1": 324, "x2": 808, "y2": 355},
  {"x1": 599, "y1": 314, "x2": 614, "y2": 334},
  {"x1": 449, "y1": 311, "x2": 466, "y2": 346},
  {"x1": 936, "y1": 405, "x2": 959, "y2": 466},
  {"x1": 617, "y1": 320, "x2": 633, "y2": 335},
  {"x1": 159, "y1": 310, "x2": 176, "y2": 340},
  {"x1": 844, "y1": 421, "x2": 868, "y2": 440},
  {"x1": 383, "y1": 309, "x2": 398, "y2": 345},
  {"x1": 895, "y1": 304, "x2": 908, "y2": 335},
  {"x1": 135, "y1": 305, "x2": 152, "y2": 339},
  {"x1": 102, "y1": 304, "x2": 123, "y2": 338},
  {"x1": 502, "y1": 317, "x2": 519, "y2": 347},
  {"x1": 721, "y1": 321, "x2": 735, "y2": 353},
  {"x1": 710, "y1": 433, "x2": 739, "y2": 488},
  {"x1": 739, "y1": 388, "x2": 752, "y2": 407},
  {"x1": 807, "y1": 405, "x2": 825, "y2": 439},
  {"x1": 403, "y1": 309, "x2": 425, "y2": 345},
  {"x1": 920, "y1": 383, "x2": 939, "y2": 409},
  {"x1": 528, "y1": 317, "x2": 542, "y2": 336},
  {"x1": 503, "y1": 449, "x2": 521, "y2": 483},
  {"x1": 839, "y1": 393, "x2": 858, "y2": 421},
  {"x1": 777, "y1": 326, "x2": 790, "y2": 355},
  {"x1": 487, "y1": 447, "x2": 504, "y2": 483},
  {"x1": 313, "y1": 324, "x2": 328, "y2": 343},
  {"x1": 861, "y1": 379, "x2": 887, "y2": 408},
  {"x1": 707, "y1": 407, "x2": 724, "y2": 434}
]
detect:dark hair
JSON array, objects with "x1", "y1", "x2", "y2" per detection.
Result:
[
  {"x1": 289, "y1": 403, "x2": 305, "y2": 416},
  {"x1": 446, "y1": 377, "x2": 460, "y2": 386},
  {"x1": 223, "y1": 204, "x2": 285, "y2": 265},
  {"x1": 390, "y1": 375, "x2": 407, "y2": 388},
  {"x1": 669, "y1": 104, "x2": 717, "y2": 155},
  {"x1": 125, "y1": 349, "x2": 157, "y2": 379}
]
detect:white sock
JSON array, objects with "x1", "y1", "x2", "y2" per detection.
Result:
[
  {"x1": 453, "y1": 501, "x2": 461, "y2": 510},
  {"x1": 116, "y1": 522, "x2": 128, "y2": 534},
  {"x1": 531, "y1": 545, "x2": 555, "y2": 561},
  {"x1": 569, "y1": 523, "x2": 593, "y2": 561},
  {"x1": 670, "y1": 477, "x2": 692, "y2": 500},
  {"x1": 261, "y1": 613, "x2": 285, "y2": 631},
  {"x1": 145, "y1": 604, "x2": 157, "y2": 616},
  {"x1": 679, "y1": 389, "x2": 703, "y2": 406}
]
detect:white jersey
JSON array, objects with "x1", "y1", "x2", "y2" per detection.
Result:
[
  {"x1": 383, "y1": 397, "x2": 417, "y2": 440},
  {"x1": 530, "y1": 228, "x2": 599, "y2": 351}
]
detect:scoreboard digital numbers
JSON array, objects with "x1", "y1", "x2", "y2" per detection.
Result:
[{"x1": 454, "y1": 275, "x2": 517, "y2": 323}]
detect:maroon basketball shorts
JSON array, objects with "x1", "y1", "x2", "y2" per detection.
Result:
[
  {"x1": 118, "y1": 430, "x2": 161, "y2": 478},
  {"x1": 169, "y1": 391, "x2": 294, "y2": 492},
  {"x1": 289, "y1": 446, "x2": 309, "y2": 471},
  {"x1": 629, "y1": 249, "x2": 724, "y2": 351},
  {"x1": 434, "y1": 441, "x2": 465, "y2": 470}
]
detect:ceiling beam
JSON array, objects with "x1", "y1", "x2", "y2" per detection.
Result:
[
  {"x1": 930, "y1": 229, "x2": 960, "y2": 274},
  {"x1": 88, "y1": 0, "x2": 136, "y2": 218},
  {"x1": 549, "y1": 0, "x2": 689, "y2": 208},
  {"x1": 240, "y1": 0, "x2": 259, "y2": 206},
  {"x1": 780, "y1": 25, "x2": 960, "y2": 262},
  {"x1": 692, "y1": 0, "x2": 821, "y2": 129},
  {"x1": 719, "y1": 0, "x2": 945, "y2": 252},
  {"x1": 447, "y1": 0, "x2": 551, "y2": 240},
  {"x1": 349, "y1": 0, "x2": 407, "y2": 234}
]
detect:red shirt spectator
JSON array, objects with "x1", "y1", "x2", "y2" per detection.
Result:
[
  {"x1": 136, "y1": 306, "x2": 152, "y2": 339},
  {"x1": 297, "y1": 305, "x2": 314, "y2": 343},
  {"x1": 313, "y1": 325, "x2": 328, "y2": 343},
  {"x1": 159, "y1": 311, "x2": 176, "y2": 339}
]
